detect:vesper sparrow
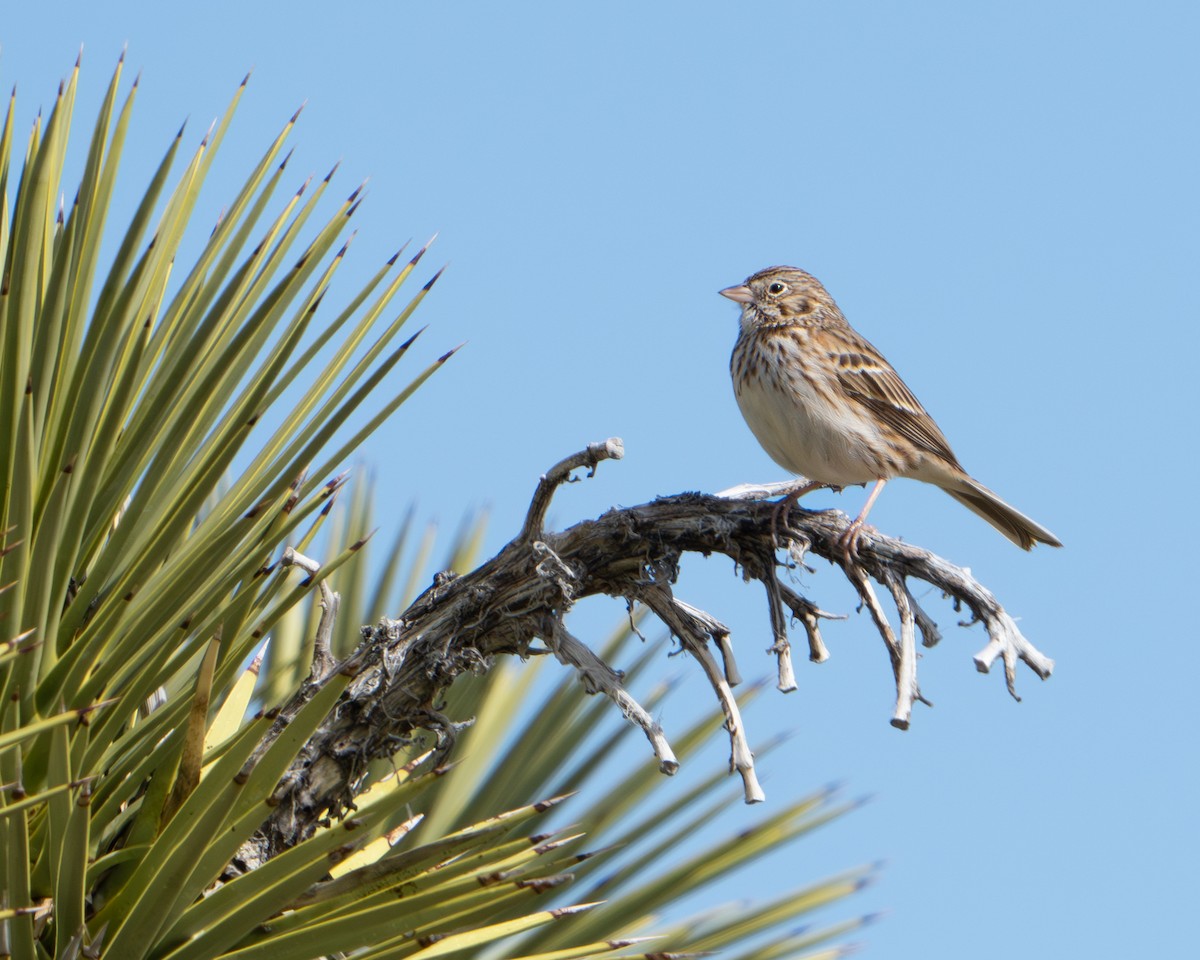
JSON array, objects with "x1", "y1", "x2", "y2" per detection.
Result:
[{"x1": 722, "y1": 266, "x2": 1061, "y2": 552}]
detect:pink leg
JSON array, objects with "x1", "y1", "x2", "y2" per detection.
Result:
[{"x1": 837, "y1": 479, "x2": 887, "y2": 562}]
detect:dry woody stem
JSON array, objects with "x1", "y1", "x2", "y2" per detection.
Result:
[{"x1": 240, "y1": 438, "x2": 1054, "y2": 864}]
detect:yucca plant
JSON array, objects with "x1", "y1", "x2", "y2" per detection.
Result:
[{"x1": 0, "y1": 56, "x2": 872, "y2": 959}]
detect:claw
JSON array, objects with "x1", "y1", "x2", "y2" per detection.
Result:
[
  {"x1": 770, "y1": 481, "x2": 822, "y2": 548},
  {"x1": 836, "y1": 517, "x2": 872, "y2": 565},
  {"x1": 835, "y1": 479, "x2": 887, "y2": 564}
]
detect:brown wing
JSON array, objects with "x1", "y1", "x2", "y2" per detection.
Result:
[{"x1": 824, "y1": 324, "x2": 963, "y2": 469}]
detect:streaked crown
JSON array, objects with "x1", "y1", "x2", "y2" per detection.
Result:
[{"x1": 719, "y1": 266, "x2": 842, "y2": 329}]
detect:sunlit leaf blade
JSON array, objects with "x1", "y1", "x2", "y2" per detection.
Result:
[
  {"x1": 202, "y1": 643, "x2": 265, "y2": 756},
  {"x1": 0, "y1": 700, "x2": 112, "y2": 752},
  {"x1": 391, "y1": 903, "x2": 603, "y2": 959}
]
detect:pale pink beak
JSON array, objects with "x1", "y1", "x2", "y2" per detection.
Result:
[{"x1": 720, "y1": 284, "x2": 754, "y2": 303}]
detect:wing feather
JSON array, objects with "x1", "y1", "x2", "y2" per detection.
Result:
[{"x1": 824, "y1": 326, "x2": 962, "y2": 469}]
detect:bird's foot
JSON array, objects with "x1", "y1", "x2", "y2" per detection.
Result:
[
  {"x1": 770, "y1": 481, "x2": 823, "y2": 548},
  {"x1": 833, "y1": 478, "x2": 887, "y2": 564},
  {"x1": 835, "y1": 516, "x2": 873, "y2": 566}
]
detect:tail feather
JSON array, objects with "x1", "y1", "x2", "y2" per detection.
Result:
[{"x1": 942, "y1": 478, "x2": 1062, "y2": 550}]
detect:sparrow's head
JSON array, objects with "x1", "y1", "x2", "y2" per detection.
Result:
[{"x1": 720, "y1": 266, "x2": 840, "y2": 330}]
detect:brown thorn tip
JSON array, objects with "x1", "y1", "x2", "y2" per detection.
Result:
[
  {"x1": 399, "y1": 326, "x2": 427, "y2": 351},
  {"x1": 290, "y1": 101, "x2": 306, "y2": 124},
  {"x1": 438, "y1": 342, "x2": 466, "y2": 363},
  {"x1": 351, "y1": 530, "x2": 376, "y2": 550},
  {"x1": 410, "y1": 234, "x2": 436, "y2": 265},
  {"x1": 422, "y1": 265, "x2": 446, "y2": 290},
  {"x1": 553, "y1": 902, "x2": 602, "y2": 917},
  {"x1": 241, "y1": 69, "x2": 253, "y2": 86},
  {"x1": 324, "y1": 159, "x2": 341, "y2": 182},
  {"x1": 388, "y1": 240, "x2": 411, "y2": 265},
  {"x1": 279, "y1": 147, "x2": 294, "y2": 170}
]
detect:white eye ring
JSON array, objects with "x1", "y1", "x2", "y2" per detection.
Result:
[{"x1": 767, "y1": 281, "x2": 787, "y2": 296}]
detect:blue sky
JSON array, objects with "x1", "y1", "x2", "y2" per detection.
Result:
[{"x1": 4, "y1": 2, "x2": 1197, "y2": 956}]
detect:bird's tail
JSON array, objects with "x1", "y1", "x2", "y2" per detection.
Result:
[{"x1": 942, "y1": 476, "x2": 1062, "y2": 550}]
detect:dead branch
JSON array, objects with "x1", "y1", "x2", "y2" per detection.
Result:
[
  {"x1": 240, "y1": 438, "x2": 1055, "y2": 862},
  {"x1": 281, "y1": 547, "x2": 339, "y2": 683}
]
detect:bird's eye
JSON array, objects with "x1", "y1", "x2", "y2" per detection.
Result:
[{"x1": 767, "y1": 281, "x2": 787, "y2": 296}]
